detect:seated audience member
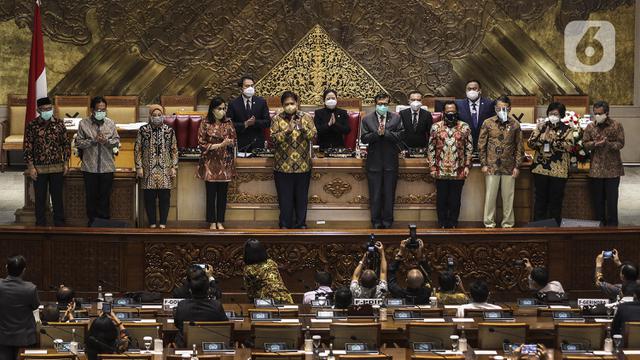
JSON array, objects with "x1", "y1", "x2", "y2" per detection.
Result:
[
  {"x1": 243, "y1": 238, "x2": 294, "y2": 304},
  {"x1": 456, "y1": 280, "x2": 501, "y2": 317},
  {"x1": 350, "y1": 241, "x2": 388, "y2": 299},
  {"x1": 313, "y1": 89, "x2": 350, "y2": 150},
  {"x1": 85, "y1": 312, "x2": 129, "y2": 360},
  {"x1": 524, "y1": 258, "x2": 565, "y2": 301},
  {"x1": 594, "y1": 249, "x2": 639, "y2": 300},
  {"x1": 435, "y1": 271, "x2": 469, "y2": 305},
  {"x1": 172, "y1": 264, "x2": 222, "y2": 300},
  {"x1": 55, "y1": 285, "x2": 80, "y2": 321},
  {"x1": 388, "y1": 239, "x2": 432, "y2": 305},
  {"x1": 303, "y1": 271, "x2": 334, "y2": 305},
  {"x1": 41, "y1": 304, "x2": 63, "y2": 323},
  {"x1": 173, "y1": 270, "x2": 228, "y2": 348},
  {"x1": 333, "y1": 287, "x2": 353, "y2": 310},
  {"x1": 606, "y1": 282, "x2": 638, "y2": 311},
  {"x1": 0, "y1": 255, "x2": 40, "y2": 360},
  {"x1": 612, "y1": 283, "x2": 640, "y2": 335}
]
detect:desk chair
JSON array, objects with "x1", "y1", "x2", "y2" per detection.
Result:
[
  {"x1": 625, "y1": 322, "x2": 640, "y2": 348},
  {"x1": 39, "y1": 322, "x2": 88, "y2": 348},
  {"x1": 555, "y1": 323, "x2": 605, "y2": 350},
  {"x1": 252, "y1": 323, "x2": 301, "y2": 350},
  {"x1": 477, "y1": 322, "x2": 529, "y2": 350},
  {"x1": 184, "y1": 321, "x2": 234, "y2": 349},
  {"x1": 121, "y1": 322, "x2": 161, "y2": 350},
  {"x1": 405, "y1": 322, "x2": 457, "y2": 348},
  {"x1": 329, "y1": 323, "x2": 381, "y2": 351}
]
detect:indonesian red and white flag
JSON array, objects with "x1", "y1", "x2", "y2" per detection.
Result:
[{"x1": 25, "y1": 0, "x2": 47, "y2": 129}]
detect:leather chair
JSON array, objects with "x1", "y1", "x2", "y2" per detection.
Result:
[
  {"x1": 104, "y1": 95, "x2": 139, "y2": 124},
  {"x1": 161, "y1": 95, "x2": 196, "y2": 116},
  {"x1": 188, "y1": 115, "x2": 202, "y2": 149},
  {"x1": 432, "y1": 112, "x2": 442, "y2": 123},
  {"x1": 2, "y1": 94, "x2": 28, "y2": 169},
  {"x1": 175, "y1": 115, "x2": 191, "y2": 149},
  {"x1": 344, "y1": 112, "x2": 361, "y2": 150},
  {"x1": 54, "y1": 95, "x2": 90, "y2": 119}
]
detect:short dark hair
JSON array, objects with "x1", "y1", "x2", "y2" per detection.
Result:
[
  {"x1": 408, "y1": 90, "x2": 423, "y2": 98},
  {"x1": 593, "y1": 100, "x2": 610, "y2": 114},
  {"x1": 6, "y1": 255, "x2": 26, "y2": 277},
  {"x1": 90, "y1": 96, "x2": 107, "y2": 110},
  {"x1": 360, "y1": 269, "x2": 378, "y2": 288},
  {"x1": 546, "y1": 102, "x2": 567, "y2": 118},
  {"x1": 374, "y1": 93, "x2": 390, "y2": 103},
  {"x1": 243, "y1": 238, "x2": 268, "y2": 265},
  {"x1": 206, "y1": 96, "x2": 227, "y2": 123},
  {"x1": 623, "y1": 281, "x2": 640, "y2": 297},
  {"x1": 465, "y1": 80, "x2": 482, "y2": 89},
  {"x1": 334, "y1": 287, "x2": 352, "y2": 309},
  {"x1": 620, "y1": 262, "x2": 639, "y2": 282},
  {"x1": 56, "y1": 286, "x2": 75, "y2": 305},
  {"x1": 37, "y1": 97, "x2": 52, "y2": 107},
  {"x1": 86, "y1": 315, "x2": 119, "y2": 354},
  {"x1": 323, "y1": 89, "x2": 338, "y2": 100},
  {"x1": 469, "y1": 280, "x2": 490, "y2": 303},
  {"x1": 530, "y1": 267, "x2": 549, "y2": 287},
  {"x1": 442, "y1": 100, "x2": 458, "y2": 111},
  {"x1": 280, "y1": 91, "x2": 299, "y2": 105},
  {"x1": 189, "y1": 273, "x2": 210, "y2": 297},
  {"x1": 315, "y1": 271, "x2": 332, "y2": 287},
  {"x1": 41, "y1": 304, "x2": 61, "y2": 323},
  {"x1": 438, "y1": 271, "x2": 456, "y2": 292},
  {"x1": 495, "y1": 95, "x2": 511, "y2": 107},
  {"x1": 238, "y1": 75, "x2": 255, "y2": 87}
]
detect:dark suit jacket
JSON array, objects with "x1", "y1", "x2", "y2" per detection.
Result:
[
  {"x1": 173, "y1": 297, "x2": 228, "y2": 348},
  {"x1": 399, "y1": 108, "x2": 432, "y2": 148},
  {"x1": 227, "y1": 96, "x2": 271, "y2": 151},
  {"x1": 455, "y1": 97, "x2": 495, "y2": 149},
  {"x1": 313, "y1": 107, "x2": 350, "y2": 149},
  {"x1": 0, "y1": 276, "x2": 40, "y2": 346},
  {"x1": 612, "y1": 300, "x2": 640, "y2": 335},
  {"x1": 360, "y1": 111, "x2": 404, "y2": 172}
]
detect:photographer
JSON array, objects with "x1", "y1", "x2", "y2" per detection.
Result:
[
  {"x1": 172, "y1": 264, "x2": 222, "y2": 300},
  {"x1": 350, "y1": 241, "x2": 388, "y2": 299},
  {"x1": 388, "y1": 238, "x2": 432, "y2": 305},
  {"x1": 435, "y1": 271, "x2": 468, "y2": 305},
  {"x1": 524, "y1": 258, "x2": 565, "y2": 301},
  {"x1": 595, "y1": 249, "x2": 639, "y2": 300}
]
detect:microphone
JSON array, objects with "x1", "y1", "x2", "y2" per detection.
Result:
[
  {"x1": 557, "y1": 332, "x2": 593, "y2": 351},
  {"x1": 39, "y1": 328, "x2": 58, "y2": 342},
  {"x1": 487, "y1": 326, "x2": 528, "y2": 347},
  {"x1": 98, "y1": 279, "x2": 125, "y2": 294},
  {"x1": 40, "y1": 323, "x2": 86, "y2": 343},
  {"x1": 187, "y1": 321, "x2": 233, "y2": 348}
]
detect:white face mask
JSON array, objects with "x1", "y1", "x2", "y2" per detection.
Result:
[
  {"x1": 150, "y1": 116, "x2": 163, "y2": 126},
  {"x1": 325, "y1": 99, "x2": 337, "y2": 109},
  {"x1": 243, "y1": 86, "x2": 255, "y2": 98},
  {"x1": 548, "y1": 115, "x2": 560, "y2": 125},
  {"x1": 213, "y1": 110, "x2": 226, "y2": 120},
  {"x1": 498, "y1": 109, "x2": 509, "y2": 123},
  {"x1": 594, "y1": 114, "x2": 607, "y2": 124},
  {"x1": 466, "y1": 90, "x2": 480, "y2": 101},
  {"x1": 410, "y1": 101, "x2": 422, "y2": 112}
]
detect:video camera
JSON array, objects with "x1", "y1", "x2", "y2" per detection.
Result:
[{"x1": 406, "y1": 224, "x2": 419, "y2": 250}]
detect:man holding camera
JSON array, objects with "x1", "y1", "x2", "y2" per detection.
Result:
[
  {"x1": 350, "y1": 241, "x2": 388, "y2": 299},
  {"x1": 595, "y1": 249, "x2": 639, "y2": 299},
  {"x1": 388, "y1": 238, "x2": 432, "y2": 305},
  {"x1": 524, "y1": 258, "x2": 565, "y2": 301}
]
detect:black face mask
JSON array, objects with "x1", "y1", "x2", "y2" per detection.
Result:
[{"x1": 445, "y1": 112, "x2": 458, "y2": 126}]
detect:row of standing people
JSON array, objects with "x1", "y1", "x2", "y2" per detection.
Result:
[{"x1": 24, "y1": 78, "x2": 624, "y2": 229}]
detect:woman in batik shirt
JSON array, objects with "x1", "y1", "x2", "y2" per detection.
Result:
[{"x1": 243, "y1": 239, "x2": 294, "y2": 304}]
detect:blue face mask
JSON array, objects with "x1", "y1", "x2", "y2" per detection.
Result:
[
  {"x1": 94, "y1": 110, "x2": 106, "y2": 122},
  {"x1": 376, "y1": 105, "x2": 388, "y2": 116},
  {"x1": 39, "y1": 110, "x2": 54, "y2": 121}
]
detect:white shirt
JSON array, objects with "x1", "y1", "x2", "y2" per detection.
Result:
[
  {"x1": 468, "y1": 99, "x2": 480, "y2": 118},
  {"x1": 456, "y1": 302, "x2": 502, "y2": 317},
  {"x1": 242, "y1": 95, "x2": 254, "y2": 110},
  {"x1": 303, "y1": 286, "x2": 333, "y2": 304}
]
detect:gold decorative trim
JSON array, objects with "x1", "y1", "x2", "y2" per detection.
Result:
[
  {"x1": 396, "y1": 192, "x2": 437, "y2": 205},
  {"x1": 350, "y1": 173, "x2": 366, "y2": 181},
  {"x1": 308, "y1": 195, "x2": 327, "y2": 204},
  {"x1": 322, "y1": 178, "x2": 352, "y2": 199},
  {"x1": 348, "y1": 195, "x2": 369, "y2": 204}
]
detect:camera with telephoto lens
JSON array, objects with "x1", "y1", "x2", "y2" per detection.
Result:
[
  {"x1": 406, "y1": 224, "x2": 419, "y2": 250},
  {"x1": 367, "y1": 233, "x2": 376, "y2": 254},
  {"x1": 446, "y1": 256, "x2": 455, "y2": 271}
]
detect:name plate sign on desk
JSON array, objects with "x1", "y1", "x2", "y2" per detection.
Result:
[
  {"x1": 354, "y1": 298, "x2": 383, "y2": 306},
  {"x1": 577, "y1": 299, "x2": 609, "y2": 306},
  {"x1": 163, "y1": 298, "x2": 185, "y2": 311}
]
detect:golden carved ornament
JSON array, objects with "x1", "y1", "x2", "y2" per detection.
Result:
[
  {"x1": 396, "y1": 192, "x2": 437, "y2": 205},
  {"x1": 348, "y1": 195, "x2": 369, "y2": 204},
  {"x1": 308, "y1": 195, "x2": 327, "y2": 204},
  {"x1": 399, "y1": 173, "x2": 434, "y2": 183},
  {"x1": 350, "y1": 173, "x2": 366, "y2": 181},
  {"x1": 322, "y1": 177, "x2": 352, "y2": 199},
  {"x1": 255, "y1": 25, "x2": 388, "y2": 105}
]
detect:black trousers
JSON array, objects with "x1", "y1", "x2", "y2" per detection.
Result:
[
  {"x1": 82, "y1": 172, "x2": 114, "y2": 225},
  {"x1": 143, "y1": 189, "x2": 171, "y2": 226},
  {"x1": 533, "y1": 174, "x2": 567, "y2": 225},
  {"x1": 274, "y1": 171, "x2": 311, "y2": 229},
  {"x1": 205, "y1": 182, "x2": 229, "y2": 223},
  {"x1": 590, "y1": 177, "x2": 621, "y2": 226},
  {"x1": 435, "y1": 179, "x2": 465, "y2": 228},
  {"x1": 33, "y1": 171, "x2": 65, "y2": 226},
  {"x1": 367, "y1": 170, "x2": 398, "y2": 228}
]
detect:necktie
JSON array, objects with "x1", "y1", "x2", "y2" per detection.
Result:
[
  {"x1": 412, "y1": 112, "x2": 418, "y2": 130},
  {"x1": 471, "y1": 102, "x2": 478, "y2": 128},
  {"x1": 245, "y1": 99, "x2": 251, "y2": 114}
]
